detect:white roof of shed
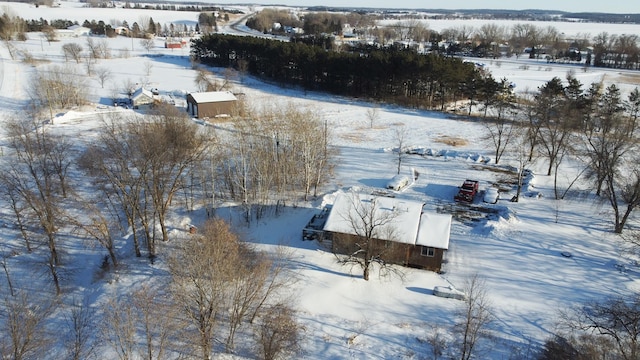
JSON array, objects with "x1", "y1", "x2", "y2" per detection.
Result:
[{"x1": 189, "y1": 91, "x2": 237, "y2": 104}]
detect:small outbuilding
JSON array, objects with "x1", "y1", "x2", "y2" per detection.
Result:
[
  {"x1": 322, "y1": 192, "x2": 452, "y2": 272},
  {"x1": 186, "y1": 91, "x2": 238, "y2": 119},
  {"x1": 130, "y1": 87, "x2": 155, "y2": 108}
]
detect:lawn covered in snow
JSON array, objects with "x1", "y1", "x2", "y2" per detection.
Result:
[{"x1": 1, "y1": 1, "x2": 640, "y2": 359}]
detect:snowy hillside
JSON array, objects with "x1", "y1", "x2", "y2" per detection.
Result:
[{"x1": 0, "y1": 1, "x2": 639, "y2": 359}]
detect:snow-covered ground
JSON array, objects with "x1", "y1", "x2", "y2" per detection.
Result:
[{"x1": 1, "y1": 1, "x2": 640, "y2": 359}]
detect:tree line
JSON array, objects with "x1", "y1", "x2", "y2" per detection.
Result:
[
  {"x1": 246, "y1": 8, "x2": 640, "y2": 70},
  {"x1": 191, "y1": 34, "x2": 479, "y2": 108}
]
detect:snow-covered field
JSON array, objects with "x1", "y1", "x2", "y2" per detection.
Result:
[{"x1": 1, "y1": 1, "x2": 640, "y2": 359}]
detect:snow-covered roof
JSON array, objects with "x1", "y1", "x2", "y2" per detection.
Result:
[
  {"x1": 189, "y1": 91, "x2": 237, "y2": 104},
  {"x1": 132, "y1": 87, "x2": 153, "y2": 100},
  {"x1": 324, "y1": 192, "x2": 449, "y2": 248},
  {"x1": 416, "y1": 212, "x2": 452, "y2": 250},
  {"x1": 67, "y1": 25, "x2": 89, "y2": 32}
]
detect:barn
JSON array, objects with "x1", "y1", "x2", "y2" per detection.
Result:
[
  {"x1": 186, "y1": 91, "x2": 238, "y2": 119},
  {"x1": 322, "y1": 192, "x2": 452, "y2": 272}
]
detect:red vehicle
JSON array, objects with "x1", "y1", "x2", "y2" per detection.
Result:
[{"x1": 454, "y1": 180, "x2": 479, "y2": 203}]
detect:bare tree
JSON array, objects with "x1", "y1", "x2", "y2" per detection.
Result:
[
  {"x1": 483, "y1": 114, "x2": 514, "y2": 165},
  {"x1": 253, "y1": 303, "x2": 302, "y2": 360},
  {"x1": 0, "y1": 253, "x2": 14, "y2": 297},
  {"x1": 333, "y1": 192, "x2": 403, "y2": 281},
  {"x1": 454, "y1": 274, "x2": 494, "y2": 360},
  {"x1": 140, "y1": 38, "x2": 155, "y2": 52},
  {"x1": 508, "y1": 125, "x2": 534, "y2": 203},
  {"x1": 366, "y1": 106, "x2": 379, "y2": 129},
  {"x1": 95, "y1": 66, "x2": 112, "y2": 88},
  {"x1": 568, "y1": 292, "x2": 640, "y2": 360},
  {"x1": 86, "y1": 37, "x2": 99, "y2": 60},
  {"x1": 0, "y1": 292, "x2": 54, "y2": 360},
  {"x1": 63, "y1": 297, "x2": 97, "y2": 360},
  {"x1": 287, "y1": 106, "x2": 333, "y2": 200},
  {"x1": 30, "y1": 64, "x2": 89, "y2": 112},
  {"x1": 0, "y1": 173, "x2": 32, "y2": 252},
  {"x1": 78, "y1": 114, "x2": 145, "y2": 258},
  {"x1": 539, "y1": 332, "x2": 614, "y2": 360},
  {"x1": 511, "y1": 23, "x2": 542, "y2": 59},
  {"x1": 168, "y1": 219, "x2": 238, "y2": 359},
  {"x1": 169, "y1": 219, "x2": 292, "y2": 358},
  {"x1": 219, "y1": 104, "x2": 334, "y2": 219},
  {"x1": 136, "y1": 104, "x2": 209, "y2": 245},
  {"x1": 535, "y1": 77, "x2": 575, "y2": 178},
  {"x1": 3, "y1": 40, "x2": 17, "y2": 60},
  {"x1": 61, "y1": 43, "x2": 83, "y2": 63},
  {"x1": 603, "y1": 158, "x2": 640, "y2": 234},
  {"x1": 3, "y1": 117, "x2": 73, "y2": 295},
  {"x1": 426, "y1": 325, "x2": 449, "y2": 360},
  {"x1": 100, "y1": 296, "x2": 137, "y2": 360},
  {"x1": 132, "y1": 285, "x2": 178, "y2": 360},
  {"x1": 84, "y1": 54, "x2": 94, "y2": 76},
  {"x1": 143, "y1": 60, "x2": 153, "y2": 77},
  {"x1": 96, "y1": 39, "x2": 111, "y2": 59},
  {"x1": 583, "y1": 85, "x2": 640, "y2": 233},
  {"x1": 42, "y1": 25, "x2": 57, "y2": 44},
  {"x1": 393, "y1": 126, "x2": 408, "y2": 175},
  {"x1": 475, "y1": 23, "x2": 505, "y2": 58},
  {"x1": 70, "y1": 202, "x2": 119, "y2": 268}
]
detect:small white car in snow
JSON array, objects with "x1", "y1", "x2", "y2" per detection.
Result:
[
  {"x1": 386, "y1": 175, "x2": 410, "y2": 191},
  {"x1": 483, "y1": 188, "x2": 500, "y2": 204},
  {"x1": 433, "y1": 286, "x2": 466, "y2": 301}
]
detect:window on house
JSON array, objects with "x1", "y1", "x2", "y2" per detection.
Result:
[{"x1": 421, "y1": 246, "x2": 435, "y2": 257}]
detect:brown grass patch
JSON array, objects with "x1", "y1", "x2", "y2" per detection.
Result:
[
  {"x1": 435, "y1": 135, "x2": 468, "y2": 147},
  {"x1": 614, "y1": 73, "x2": 640, "y2": 85},
  {"x1": 340, "y1": 132, "x2": 370, "y2": 143}
]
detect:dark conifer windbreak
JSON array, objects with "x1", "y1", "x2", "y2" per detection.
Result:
[{"x1": 191, "y1": 34, "x2": 480, "y2": 109}]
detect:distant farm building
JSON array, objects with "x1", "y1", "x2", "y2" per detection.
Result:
[
  {"x1": 165, "y1": 38, "x2": 188, "y2": 49},
  {"x1": 321, "y1": 193, "x2": 452, "y2": 272},
  {"x1": 56, "y1": 25, "x2": 91, "y2": 38},
  {"x1": 130, "y1": 87, "x2": 155, "y2": 108},
  {"x1": 186, "y1": 91, "x2": 238, "y2": 119}
]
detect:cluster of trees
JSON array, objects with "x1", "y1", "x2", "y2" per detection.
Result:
[
  {"x1": 191, "y1": 34, "x2": 478, "y2": 108},
  {"x1": 245, "y1": 9, "x2": 303, "y2": 34},
  {"x1": 245, "y1": 9, "x2": 378, "y2": 36},
  {"x1": 0, "y1": 99, "x2": 331, "y2": 358},
  {"x1": 0, "y1": 10, "x2": 27, "y2": 41},
  {"x1": 214, "y1": 104, "x2": 333, "y2": 223},
  {"x1": 0, "y1": 218, "x2": 300, "y2": 360},
  {"x1": 539, "y1": 291, "x2": 640, "y2": 360},
  {"x1": 478, "y1": 73, "x2": 640, "y2": 233},
  {"x1": 301, "y1": 12, "x2": 376, "y2": 36},
  {"x1": 197, "y1": 12, "x2": 218, "y2": 34}
]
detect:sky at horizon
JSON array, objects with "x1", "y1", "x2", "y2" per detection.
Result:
[{"x1": 203, "y1": 1, "x2": 638, "y2": 14}]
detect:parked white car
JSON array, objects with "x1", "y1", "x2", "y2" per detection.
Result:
[
  {"x1": 386, "y1": 175, "x2": 410, "y2": 191},
  {"x1": 483, "y1": 188, "x2": 500, "y2": 204},
  {"x1": 433, "y1": 285, "x2": 466, "y2": 301}
]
